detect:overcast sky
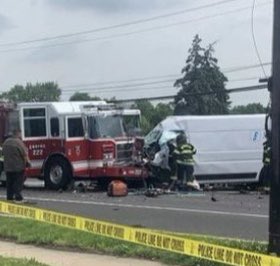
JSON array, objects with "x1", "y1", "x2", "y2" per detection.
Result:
[{"x1": 0, "y1": 0, "x2": 273, "y2": 106}]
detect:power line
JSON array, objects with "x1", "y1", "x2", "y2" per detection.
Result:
[
  {"x1": 223, "y1": 61, "x2": 271, "y2": 73},
  {"x1": 0, "y1": 62, "x2": 268, "y2": 95},
  {"x1": 62, "y1": 85, "x2": 173, "y2": 95},
  {"x1": 61, "y1": 76, "x2": 261, "y2": 93},
  {"x1": 229, "y1": 76, "x2": 260, "y2": 81},
  {"x1": 227, "y1": 83, "x2": 266, "y2": 93},
  {"x1": 61, "y1": 78, "x2": 257, "y2": 94},
  {"x1": 62, "y1": 77, "x2": 263, "y2": 95},
  {"x1": 0, "y1": 62, "x2": 269, "y2": 95},
  {"x1": 62, "y1": 79, "x2": 175, "y2": 91},
  {"x1": 61, "y1": 72, "x2": 263, "y2": 90},
  {"x1": 61, "y1": 74, "x2": 179, "y2": 89},
  {"x1": 59, "y1": 62, "x2": 271, "y2": 93},
  {"x1": 0, "y1": 2, "x2": 272, "y2": 54},
  {"x1": 0, "y1": 0, "x2": 239, "y2": 48},
  {"x1": 251, "y1": 0, "x2": 268, "y2": 78},
  {"x1": 114, "y1": 84, "x2": 267, "y2": 102}
]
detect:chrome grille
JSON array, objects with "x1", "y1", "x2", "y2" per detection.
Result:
[{"x1": 116, "y1": 143, "x2": 133, "y2": 162}]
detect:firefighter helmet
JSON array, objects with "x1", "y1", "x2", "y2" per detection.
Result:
[{"x1": 176, "y1": 132, "x2": 187, "y2": 145}]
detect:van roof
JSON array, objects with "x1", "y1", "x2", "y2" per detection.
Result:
[
  {"x1": 158, "y1": 114, "x2": 266, "y2": 132},
  {"x1": 166, "y1": 114, "x2": 265, "y2": 120}
]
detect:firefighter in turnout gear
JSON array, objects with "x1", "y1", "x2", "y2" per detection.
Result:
[
  {"x1": 262, "y1": 139, "x2": 272, "y2": 187},
  {"x1": 173, "y1": 133, "x2": 197, "y2": 189},
  {"x1": 263, "y1": 140, "x2": 271, "y2": 166}
]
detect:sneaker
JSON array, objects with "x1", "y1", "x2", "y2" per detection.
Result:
[
  {"x1": 13, "y1": 199, "x2": 27, "y2": 204},
  {"x1": 186, "y1": 180, "x2": 201, "y2": 191}
]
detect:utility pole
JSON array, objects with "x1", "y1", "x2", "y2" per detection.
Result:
[{"x1": 269, "y1": 0, "x2": 280, "y2": 255}]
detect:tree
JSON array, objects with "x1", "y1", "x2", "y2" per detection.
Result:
[
  {"x1": 174, "y1": 35, "x2": 230, "y2": 115},
  {"x1": 150, "y1": 103, "x2": 173, "y2": 127},
  {"x1": 139, "y1": 116, "x2": 151, "y2": 136},
  {"x1": 230, "y1": 103, "x2": 267, "y2": 114},
  {"x1": 70, "y1": 92, "x2": 92, "y2": 101},
  {"x1": 132, "y1": 100, "x2": 154, "y2": 134},
  {"x1": 132, "y1": 100, "x2": 173, "y2": 134},
  {"x1": 69, "y1": 92, "x2": 103, "y2": 101},
  {"x1": 1, "y1": 82, "x2": 61, "y2": 102},
  {"x1": 134, "y1": 100, "x2": 154, "y2": 122}
]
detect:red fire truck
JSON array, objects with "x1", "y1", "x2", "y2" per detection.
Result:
[{"x1": 0, "y1": 101, "x2": 147, "y2": 189}]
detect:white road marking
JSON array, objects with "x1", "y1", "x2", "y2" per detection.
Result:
[{"x1": 15, "y1": 196, "x2": 268, "y2": 219}]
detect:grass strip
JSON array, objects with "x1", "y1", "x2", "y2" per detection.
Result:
[
  {"x1": 0, "y1": 256, "x2": 48, "y2": 266},
  {"x1": 163, "y1": 231, "x2": 268, "y2": 254},
  {"x1": 0, "y1": 216, "x2": 269, "y2": 266}
]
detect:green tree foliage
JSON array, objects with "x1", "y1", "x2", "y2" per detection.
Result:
[
  {"x1": 70, "y1": 92, "x2": 92, "y2": 101},
  {"x1": 1, "y1": 82, "x2": 61, "y2": 102},
  {"x1": 151, "y1": 103, "x2": 174, "y2": 126},
  {"x1": 139, "y1": 116, "x2": 151, "y2": 136},
  {"x1": 133, "y1": 100, "x2": 173, "y2": 134},
  {"x1": 132, "y1": 100, "x2": 154, "y2": 134},
  {"x1": 69, "y1": 92, "x2": 103, "y2": 101},
  {"x1": 134, "y1": 100, "x2": 154, "y2": 122},
  {"x1": 230, "y1": 103, "x2": 267, "y2": 114},
  {"x1": 174, "y1": 35, "x2": 230, "y2": 115},
  {"x1": 106, "y1": 96, "x2": 117, "y2": 103}
]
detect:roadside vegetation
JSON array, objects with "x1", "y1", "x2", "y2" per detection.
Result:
[
  {"x1": 0, "y1": 216, "x2": 268, "y2": 266},
  {"x1": 0, "y1": 256, "x2": 48, "y2": 266}
]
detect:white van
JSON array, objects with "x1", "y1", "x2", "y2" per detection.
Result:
[{"x1": 145, "y1": 114, "x2": 266, "y2": 185}]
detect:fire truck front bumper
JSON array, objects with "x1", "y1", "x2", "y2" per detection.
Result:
[{"x1": 93, "y1": 166, "x2": 148, "y2": 179}]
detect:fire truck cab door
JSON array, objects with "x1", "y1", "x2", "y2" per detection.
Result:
[{"x1": 65, "y1": 116, "x2": 89, "y2": 176}]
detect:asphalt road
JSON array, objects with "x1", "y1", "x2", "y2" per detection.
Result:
[{"x1": 0, "y1": 179, "x2": 269, "y2": 241}]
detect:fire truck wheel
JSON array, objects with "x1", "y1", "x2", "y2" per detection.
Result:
[{"x1": 44, "y1": 157, "x2": 72, "y2": 190}]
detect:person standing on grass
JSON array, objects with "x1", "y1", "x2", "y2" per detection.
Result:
[{"x1": 2, "y1": 129, "x2": 30, "y2": 202}]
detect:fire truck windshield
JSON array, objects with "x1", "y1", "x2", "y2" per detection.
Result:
[
  {"x1": 123, "y1": 115, "x2": 140, "y2": 132},
  {"x1": 88, "y1": 115, "x2": 125, "y2": 139}
]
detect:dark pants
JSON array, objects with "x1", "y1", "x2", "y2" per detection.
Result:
[
  {"x1": 177, "y1": 164, "x2": 194, "y2": 184},
  {"x1": 6, "y1": 171, "x2": 24, "y2": 201},
  {"x1": 261, "y1": 165, "x2": 272, "y2": 187}
]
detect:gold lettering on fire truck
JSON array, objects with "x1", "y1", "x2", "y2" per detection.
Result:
[{"x1": 29, "y1": 144, "x2": 46, "y2": 157}]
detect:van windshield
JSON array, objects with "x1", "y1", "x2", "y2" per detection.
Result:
[
  {"x1": 158, "y1": 131, "x2": 179, "y2": 146},
  {"x1": 145, "y1": 129, "x2": 162, "y2": 145},
  {"x1": 88, "y1": 115, "x2": 125, "y2": 139}
]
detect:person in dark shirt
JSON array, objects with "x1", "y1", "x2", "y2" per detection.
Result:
[{"x1": 2, "y1": 129, "x2": 30, "y2": 202}]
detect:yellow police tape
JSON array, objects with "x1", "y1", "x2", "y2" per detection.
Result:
[{"x1": 0, "y1": 200, "x2": 279, "y2": 266}]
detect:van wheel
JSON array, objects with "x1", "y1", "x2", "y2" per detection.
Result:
[{"x1": 44, "y1": 157, "x2": 72, "y2": 190}]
